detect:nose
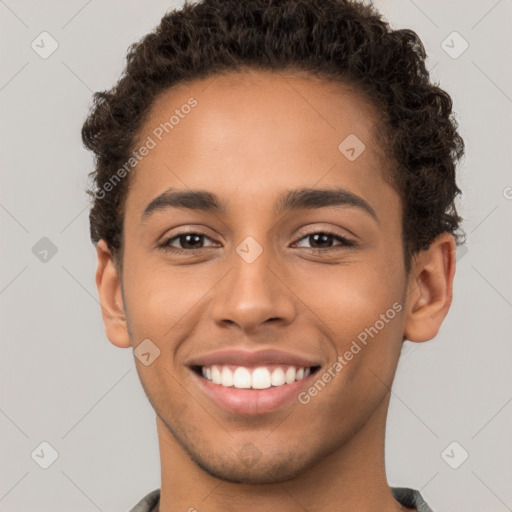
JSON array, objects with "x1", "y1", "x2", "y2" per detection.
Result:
[{"x1": 210, "y1": 245, "x2": 297, "y2": 334}]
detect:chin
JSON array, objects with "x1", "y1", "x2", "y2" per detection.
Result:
[
  {"x1": 190, "y1": 452, "x2": 309, "y2": 484},
  {"x1": 167, "y1": 422, "x2": 314, "y2": 484}
]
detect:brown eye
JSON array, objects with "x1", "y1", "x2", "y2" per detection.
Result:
[
  {"x1": 174, "y1": 233, "x2": 204, "y2": 249},
  {"x1": 159, "y1": 232, "x2": 219, "y2": 253},
  {"x1": 294, "y1": 231, "x2": 356, "y2": 251}
]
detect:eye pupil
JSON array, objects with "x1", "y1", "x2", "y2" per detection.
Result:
[
  {"x1": 310, "y1": 233, "x2": 332, "y2": 248},
  {"x1": 180, "y1": 234, "x2": 203, "y2": 249}
]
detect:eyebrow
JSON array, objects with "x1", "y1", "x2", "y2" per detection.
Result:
[{"x1": 141, "y1": 186, "x2": 378, "y2": 224}]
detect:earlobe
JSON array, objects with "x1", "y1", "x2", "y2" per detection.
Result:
[
  {"x1": 403, "y1": 233, "x2": 457, "y2": 343},
  {"x1": 95, "y1": 239, "x2": 131, "y2": 348}
]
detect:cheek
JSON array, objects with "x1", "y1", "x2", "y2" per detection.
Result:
[
  {"x1": 122, "y1": 256, "x2": 205, "y2": 343},
  {"x1": 298, "y1": 261, "x2": 406, "y2": 401},
  {"x1": 300, "y1": 265, "x2": 405, "y2": 422},
  {"x1": 293, "y1": 259, "x2": 404, "y2": 338}
]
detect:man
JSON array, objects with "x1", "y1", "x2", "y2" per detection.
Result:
[{"x1": 82, "y1": 0, "x2": 465, "y2": 510}]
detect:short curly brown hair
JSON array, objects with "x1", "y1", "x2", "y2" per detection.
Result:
[{"x1": 82, "y1": 0, "x2": 465, "y2": 273}]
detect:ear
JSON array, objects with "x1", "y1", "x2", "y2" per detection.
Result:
[
  {"x1": 95, "y1": 239, "x2": 131, "y2": 348},
  {"x1": 403, "y1": 233, "x2": 457, "y2": 343}
]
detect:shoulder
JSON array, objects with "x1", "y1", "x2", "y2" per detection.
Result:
[
  {"x1": 127, "y1": 488, "x2": 161, "y2": 512},
  {"x1": 391, "y1": 486, "x2": 434, "y2": 512}
]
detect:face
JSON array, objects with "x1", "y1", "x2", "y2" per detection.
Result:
[{"x1": 99, "y1": 70, "x2": 430, "y2": 484}]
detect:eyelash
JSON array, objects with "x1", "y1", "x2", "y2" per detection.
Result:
[{"x1": 158, "y1": 230, "x2": 357, "y2": 254}]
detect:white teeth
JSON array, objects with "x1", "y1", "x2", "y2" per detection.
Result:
[
  {"x1": 221, "y1": 366, "x2": 233, "y2": 387},
  {"x1": 285, "y1": 366, "x2": 296, "y2": 384},
  {"x1": 211, "y1": 365, "x2": 221, "y2": 385},
  {"x1": 270, "y1": 367, "x2": 286, "y2": 386},
  {"x1": 200, "y1": 364, "x2": 313, "y2": 389},
  {"x1": 251, "y1": 367, "x2": 271, "y2": 389},
  {"x1": 233, "y1": 367, "x2": 252, "y2": 389}
]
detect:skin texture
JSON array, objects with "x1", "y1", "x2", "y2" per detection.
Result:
[{"x1": 95, "y1": 70, "x2": 456, "y2": 512}]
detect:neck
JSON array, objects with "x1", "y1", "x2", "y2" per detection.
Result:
[{"x1": 155, "y1": 392, "x2": 408, "y2": 512}]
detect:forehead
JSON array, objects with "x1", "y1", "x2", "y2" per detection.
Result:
[{"x1": 126, "y1": 69, "x2": 396, "y2": 217}]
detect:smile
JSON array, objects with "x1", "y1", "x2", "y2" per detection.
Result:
[
  {"x1": 186, "y1": 348, "x2": 323, "y2": 414},
  {"x1": 198, "y1": 364, "x2": 316, "y2": 389}
]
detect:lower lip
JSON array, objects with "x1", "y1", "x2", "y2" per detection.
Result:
[{"x1": 190, "y1": 369, "x2": 318, "y2": 415}]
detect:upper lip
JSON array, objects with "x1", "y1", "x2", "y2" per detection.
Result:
[{"x1": 186, "y1": 348, "x2": 323, "y2": 368}]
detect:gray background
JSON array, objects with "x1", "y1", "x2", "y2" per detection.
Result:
[{"x1": 1, "y1": 1, "x2": 511, "y2": 511}]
